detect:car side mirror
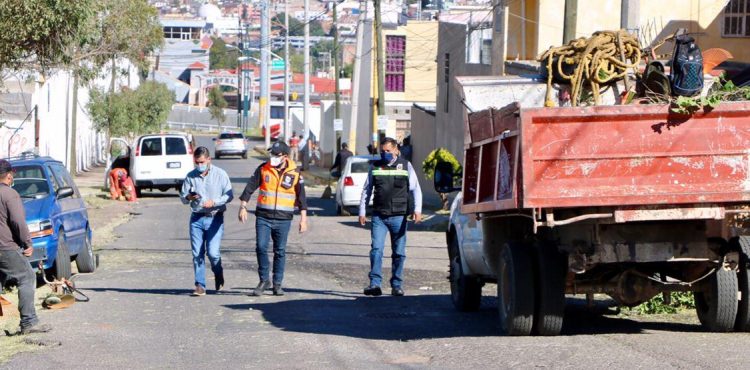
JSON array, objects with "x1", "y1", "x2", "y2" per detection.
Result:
[
  {"x1": 57, "y1": 187, "x2": 74, "y2": 199},
  {"x1": 434, "y1": 162, "x2": 461, "y2": 194}
]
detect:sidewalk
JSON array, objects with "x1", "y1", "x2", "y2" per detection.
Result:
[{"x1": 74, "y1": 164, "x2": 107, "y2": 195}]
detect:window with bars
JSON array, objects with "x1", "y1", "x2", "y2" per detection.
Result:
[
  {"x1": 385, "y1": 35, "x2": 406, "y2": 92},
  {"x1": 723, "y1": 0, "x2": 750, "y2": 37}
]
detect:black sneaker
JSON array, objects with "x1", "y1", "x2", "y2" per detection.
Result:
[
  {"x1": 19, "y1": 323, "x2": 52, "y2": 335},
  {"x1": 250, "y1": 281, "x2": 271, "y2": 296},
  {"x1": 364, "y1": 286, "x2": 382, "y2": 296},
  {"x1": 273, "y1": 285, "x2": 285, "y2": 296},
  {"x1": 215, "y1": 274, "x2": 225, "y2": 292},
  {"x1": 391, "y1": 288, "x2": 404, "y2": 297}
]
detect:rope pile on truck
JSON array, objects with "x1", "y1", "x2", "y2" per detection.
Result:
[{"x1": 539, "y1": 30, "x2": 642, "y2": 107}]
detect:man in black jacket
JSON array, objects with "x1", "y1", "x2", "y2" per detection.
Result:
[{"x1": 330, "y1": 142, "x2": 353, "y2": 177}]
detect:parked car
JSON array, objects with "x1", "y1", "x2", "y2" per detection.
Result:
[
  {"x1": 213, "y1": 132, "x2": 248, "y2": 159},
  {"x1": 10, "y1": 154, "x2": 94, "y2": 279},
  {"x1": 335, "y1": 155, "x2": 377, "y2": 216},
  {"x1": 107, "y1": 133, "x2": 193, "y2": 196}
]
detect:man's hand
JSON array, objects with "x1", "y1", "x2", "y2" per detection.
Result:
[
  {"x1": 202, "y1": 199, "x2": 215, "y2": 208},
  {"x1": 413, "y1": 213, "x2": 422, "y2": 224},
  {"x1": 238, "y1": 207, "x2": 248, "y2": 223},
  {"x1": 299, "y1": 216, "x2": 308, "y2": 233},
  {"x1": 359, "y1": 216, "x2": 367, "y2": 226},
  {"x1": 22, "y1": 246, "x2": 33, "y2": 257}
]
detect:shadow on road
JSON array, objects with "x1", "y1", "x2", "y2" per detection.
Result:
[{"x1": 84, "y1": 287, "x2": 248, "y2": 297}]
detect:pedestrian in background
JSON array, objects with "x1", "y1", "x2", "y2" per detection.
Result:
[
  {"x1": 180, "y1": 147, "x2": 233, "y2": 296},
  {"x1": 239, "y1": 141, "x2": 308, "y2": 296},
  {"x1": 330, "y1": 142, "x2": 353, "y2": 178},
  {"x1": 0, "y1": 160, "x2": 51, "y2": 335},
  {"x1": 288, "y1": 132, "x2": 299, "y2": 163},
  {"x1": 359, "y1": 137, "x2": 422, "y2": 297}
]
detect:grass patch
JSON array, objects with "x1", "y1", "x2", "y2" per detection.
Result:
[{"x1": 624, "y1": 292, "x2": 696, "y2": 315}]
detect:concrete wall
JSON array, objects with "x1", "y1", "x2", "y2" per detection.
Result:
[
  {"x1": 409, "y1": 105, "x2": 440, "y2": 206},
  {"x1": 0, "y1": 59, "x2": 140, "y2": 172}
]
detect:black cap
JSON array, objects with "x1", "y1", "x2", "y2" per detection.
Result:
[
  {"x1": 269, "y1": 141, "x2": 290, "y2": 156},
  {"x1": 0, "y1": 160, "x2": 12, "y2": 175}
]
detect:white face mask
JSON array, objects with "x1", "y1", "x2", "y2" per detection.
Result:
[{"x1": 270, "y1": 156, "x2": 284, "y2": 167}]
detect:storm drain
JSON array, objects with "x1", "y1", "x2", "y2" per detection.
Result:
[{"x1": 362, "y1": 311, "x2": 418, "y2": 319}]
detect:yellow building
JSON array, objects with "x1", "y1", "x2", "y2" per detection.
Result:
[
  {"x1": 380, "y1": 21, "x2": 439, "y2": 103},
  {"x1": 499, "y1": 0, "x2": 750, "y2": 63}
]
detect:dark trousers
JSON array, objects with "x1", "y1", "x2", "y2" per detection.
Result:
[
  {"x1": 0, "y1": 248, "x2": 38, "y2": 329},
  {"x1": 255, "y1": 216, "x2": 292, "y2": 285}
]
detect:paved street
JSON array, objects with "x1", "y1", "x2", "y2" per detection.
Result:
[{"x1": 5, "y1": 137, "x2": 750, "y2": 369}]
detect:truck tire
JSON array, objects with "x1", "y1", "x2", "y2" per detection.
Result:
[
  {"x1": 695, "y1": 262, "x2": 738, "y2": 332},
  {"x1": 52, "y1": 231, "x2": 72, "y2": 280},
  {"x1": 497, "y1": 242, "x2": 535, "y2": 336},
  {"x1": 734, "y1": 236, "x2": 750, "y2": 331},
  {"x1": 449, "y1": 233, "x2": 482, "y2": 311},
  {"x1": 532, "y1": 242, "x2": 567, "y2": 336},
  {"x1": 75, "y1": 229, "x2": 96, "y2": 273}
]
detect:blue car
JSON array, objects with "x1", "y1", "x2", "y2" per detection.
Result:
[{"x1": 9, "y1": 155, "x2": 95, "y2": 279}]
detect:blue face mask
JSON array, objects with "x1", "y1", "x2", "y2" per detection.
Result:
[
  {"x1": 196, "y1": 163, "x2": 208, "y2": 173},
  {"x1": 381, "y1": 152, "x2": 394, "y2": 162}
]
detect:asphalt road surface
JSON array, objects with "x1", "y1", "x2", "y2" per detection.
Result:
[{"x1": 6, "y1": 137, "x2": 750, "y2": 369}]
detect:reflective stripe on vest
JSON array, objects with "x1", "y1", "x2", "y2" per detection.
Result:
[
  {"x1": 257, "y1": 161, "x2": 299, "y2": 214},
  {"x1": 372, "y1": 169, "x2": 409, "y2": 177}
]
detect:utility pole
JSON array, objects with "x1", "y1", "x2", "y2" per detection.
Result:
[
  {"x1": 563, "y1": 0, "x2": 578, "y2": 44},
  {"x1": 348, "y1": 0, "x2": 366, "y2": 155},
  {"x1": 333, "y1": 0, "x2": 341, "y2": 152},
  {"x1": 237, "y1": 13, "x2": 243, "y2": 130},
  {"x1": 261, "y1": 0, "x2": 271, "y2": 148},
  {"x1": 283, "y1": 0, "x2": 290, "y2": 141},
  {"x1": 302, "y1": 0, "x2": 310, "y2": 170},
  {"x1": 373, "y1": 0, "x2": 385, "y2": 150}
]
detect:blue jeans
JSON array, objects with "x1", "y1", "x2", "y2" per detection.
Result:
[
  {"x1": 369, "y1": 214, "x2": 407, "y2": 289},
  {"x1": 256, "y1": 216, "x2": 292, "y2": 285},
  {"x1": 189, "y1": 212, "x2": 225, "y2": 288}
]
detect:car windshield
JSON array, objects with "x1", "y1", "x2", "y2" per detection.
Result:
[
  {"x1": 219, "y1": 133, "x2": 243, "y2": 139},
  {"x1": 350, "y1": 161, "x2": 370, "y2": 174},
  {"x1": 12, "y1": 166, "x2": 50, "y2": 198}
]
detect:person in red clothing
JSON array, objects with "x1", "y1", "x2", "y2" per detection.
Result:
[
  {"x1": 118, "y1": 171, "x2": 137, "y2": 202},
  {"x1": 109, "y1": 168, "x2": 137, "y2": 202},
  {"x1": 288, "y1": 131, "x2": 300, "y2": 163}
]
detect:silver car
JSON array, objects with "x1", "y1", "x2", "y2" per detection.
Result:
[{"x1": 213, "y1": 132, "x2": 248, "y2": 159}]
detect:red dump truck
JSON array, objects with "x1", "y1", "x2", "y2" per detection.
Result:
[{"x1": 443, "y1": 100, "x2": 750, "y2": 336}]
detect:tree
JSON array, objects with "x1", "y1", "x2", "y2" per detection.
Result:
[
  {"x1": 272, "y1": 12, "x2": 327, "y2": 37},
  {"x1": 0, "y1": 0, "x2": 96, "y2": 73},
  {"x1": 208, "y1": 86, "x2": 228, "y2": 131},
  {"x1": 209, "y1": 37, "x2": 239, "y2": 70},
  {"x1": 88, "y1": 81, "x2": 174, "y2": 138}
]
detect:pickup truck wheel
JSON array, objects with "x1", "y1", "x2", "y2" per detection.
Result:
[
  {"x1": 449, "y1": 234, "x2": 481, "y2": 311},
  {"x1": 734, "y1": 236, "x2": 750, "y2": 331},
  {"x1": 497, "y1": 242, "x2": 535, "y2": 336},
  {"x1": 695, "y1": 262, "x2": 738, "y2": 332},
  {"x1": 52, "y1": 231, "x2": 72, "y2": 280},
  {"x1": 532, "y1": 242, "x2": 566, "y2": 336},
  {"x1": 75, "y1": 229, "x2": 96, "y2": 273}
]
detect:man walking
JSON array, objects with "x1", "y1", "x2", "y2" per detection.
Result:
[
  {"x1": 330, "y1": 142, "x2": 353, "y2": 178},
  {"x1": 359, "y1": 138, "x2": 422, "y2": 297},
  {"x1": 180, "y1": 147, "x2": 233, "y2": 296},
  {"x1": 239, "y1": 141, "x2": 307, "y2": 296},
  {"x1": 288, "y1": 132, "x2": 299, "y2": 163},
  {"x1": 0, "y1": 159, "x2": 51, "y2": 334}
]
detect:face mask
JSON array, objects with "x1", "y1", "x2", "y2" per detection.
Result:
[
  {"x1": 270, "y1": 156, "x2": 284, "y2": 167},
  {"x1": 195, "y1": 163, "x2": 208, "y2": 173},
  {"x1": 381, "y1": 152, "x2": 394, "y2": 162}
]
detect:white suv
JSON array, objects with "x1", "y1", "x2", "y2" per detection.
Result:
[{"x1": 213, "y1": 132, "x2": 248, "y2": 159}]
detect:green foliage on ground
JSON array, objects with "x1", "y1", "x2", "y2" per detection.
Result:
[
  {"x1": 628, "y1": 292, "x2": 696, "y2": 315},
  {"x1": 671, "y1": 76, "x2": 750, "y2": 115},
  {"x1": 88, "y1": 81, "x2": 175, "y2": 137},
  {"x1": 422, "y1": 148, "x2": 462, "y2": 180}
]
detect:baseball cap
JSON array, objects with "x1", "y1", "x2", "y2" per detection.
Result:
[
  {"x1": 0, "y1": 160, "x2": 13, "y2": 175},
  {"x1": 269, "y1": 141, "x2": 290, "y2": 156}
]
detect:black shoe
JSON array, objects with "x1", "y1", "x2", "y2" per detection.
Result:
[
  {"x1": 273, "y1": 285, "x2": 285, "y2": 296},
  {"x1": 19, "y1": 323, "x2": 52, "y2": 335},
  {"x1": 391, "y1": 288, "x2": 404, "y2": 297},
  {"x1": 364, "y1": 286, "x2": 382, "y2": 296},
  {"x1": 215, "y1": 274, "x2": 225, "y2": 292},
  {"x1": 251, "y1": 281, "x2": 271, "y2": 296}
]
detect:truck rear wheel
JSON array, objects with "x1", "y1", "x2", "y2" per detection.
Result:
[
  {"x1": 734, "y1": 236, "x2": 750, "y2": 331},
  {"x1": 532, "y1": 242, "x2": 567, "y2": 336},
  {"x1": 497, "y1": 242, "x2": 535, "y2": 336},
  {"x1": 449, "y1": 234, "x2": 482, "y2": 311},
  {"x1": 695, "y1": 262, "x2": 738, "y2": 332}
]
